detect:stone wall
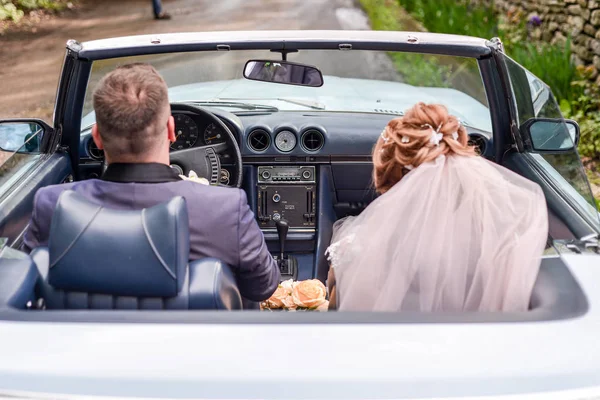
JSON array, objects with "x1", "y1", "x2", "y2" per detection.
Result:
[{"x1": 491, "y1": 0, "x2": 600, "y2": 79}]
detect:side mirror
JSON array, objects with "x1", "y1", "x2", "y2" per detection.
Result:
[
  {"x1": 0, "y1": 119, "x2": 52, "y2": 154},
  {"x1": 243, "y1": 60, "x2": 324, "y2": 87},
  {"x1": 523, "y1": 118, "x2": 580, "y2": 152}
]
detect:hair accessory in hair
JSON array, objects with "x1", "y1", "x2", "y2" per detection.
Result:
[
  {"x1": 421, "y1": 124, "x2": 444, "y2": 146},
  {"x1": 430, "y1": 132, "x2": 443, "y2": 146},
  {"x1": 401, "y1": 136, "x2": 410, "y2": 143},
  {"x1": 380, "y1": 129, "x2": 390, "y2": 143}
]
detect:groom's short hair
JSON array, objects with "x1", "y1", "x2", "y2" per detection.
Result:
[{"x1": 92, "y1": 63, "x2": 169, "y2": 159}]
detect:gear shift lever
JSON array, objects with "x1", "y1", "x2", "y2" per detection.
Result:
[
  {"x1": 275, "y1": 218, "x2": 289, "y2": 262},
  {"x1": 274, "y1": 218, "x2": 297, "y2": 279}
]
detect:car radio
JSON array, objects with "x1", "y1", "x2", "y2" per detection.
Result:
[
  {"x1": 257, "y1": 165, "x2": 315, "y2": 184},
  {"x1": 257, "y1": 166, "x2": 316, "y2": 230}
]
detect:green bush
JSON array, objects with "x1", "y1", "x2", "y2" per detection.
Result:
[
  {"x1": 0, "y1": 1, "x2": 24, "y2": 22},
  {"x1": 561, "y1": 66, "x2": 600, "y2": 160},
  {"x1": 0, "y1": 0, "x2": 65, "y2": 22}
]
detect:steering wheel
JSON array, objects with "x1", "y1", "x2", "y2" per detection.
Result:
[{"x1": 169, "y1": 103, "x2": 243, "y2": 188}]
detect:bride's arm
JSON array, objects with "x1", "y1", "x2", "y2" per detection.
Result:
[
  {"x1": 326, "y1": 216, "x2": 358, "y2": 311},
  {"x1": 327, "y1": 267, "x2": 337, "y2": 310}
]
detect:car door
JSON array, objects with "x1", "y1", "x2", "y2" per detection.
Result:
[
  {"x1": 499, "y1": 53, "x2": 600, "y2": 239},
  {"x1": 0, "y1": 119, "x2": 72, "y2": 249}
]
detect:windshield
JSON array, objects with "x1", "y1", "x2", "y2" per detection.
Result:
[{"x1": 81, "y1": 50, "x2": 491, "y2": 132}]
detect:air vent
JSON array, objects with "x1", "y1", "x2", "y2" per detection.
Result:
[
  {"x1": 468, "y1": 134, "x2": 487, "y2": 156},
  {"x1": 247, "y1": 129, "x2": 271, "y2": 152},
  {"x1": 301, "y1": 129, "x2": 325, "y2": 152},
  {"x1": 373, "y1": 109, "x2": 403, "y2": 115},
  {"x1": 87, "y1": 139, "x2": 104, "y2": 161}
]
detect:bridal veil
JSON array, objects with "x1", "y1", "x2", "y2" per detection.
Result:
[{"x1": 327, "y1": 154, "x2": 548, "y2": 312}]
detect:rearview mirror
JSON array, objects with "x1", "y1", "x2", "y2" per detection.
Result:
[
  {"x1": 523, "y1": 118, "x2": 580, "y2": 152},
  {"x1": 0, "y1": 119, "x2": 51, "y2": 154},
  {"x1": 243, "y1": 60, "x2": 324, "y2": 87}
]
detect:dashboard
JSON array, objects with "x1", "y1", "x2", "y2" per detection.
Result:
[
  {"x1": 78, "y1": 108, "x2": 492, "y2": 281},
  {"x1": 81, "y1": 109, "x2": 492, "y2": 166}
]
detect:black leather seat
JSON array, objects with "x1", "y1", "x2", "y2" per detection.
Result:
[{"x1": 31, "y1": 190, "x2": 242, "y2": 310}]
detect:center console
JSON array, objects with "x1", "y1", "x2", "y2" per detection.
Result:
[
  {"x1": 256, "y1": 165, "x2": 316, "y2": 231},
  {"x1": 256, "y1": 166, "x2": 317, "y2": 280}
]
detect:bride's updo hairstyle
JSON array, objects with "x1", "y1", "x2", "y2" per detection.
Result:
[{"x1": 373, "y1": 102, "x2": 476, "y2": 194}]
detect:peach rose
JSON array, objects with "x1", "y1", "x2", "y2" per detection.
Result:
[
  {"x1": 281, "y1": 295, "x2": 297, "y2": 311},
  {"x1": 265, "y1": 285, "x2": 289, "y2": 309},
  {"x1": 292, "y1": 279, "x2": 327, "y2": 309},
  {"x1": 316, "y1": 300, "x2": 329, "y2": 312}
]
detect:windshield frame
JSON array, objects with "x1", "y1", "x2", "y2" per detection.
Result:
[
  {"x1": 74, "y1": 31, "x2": 493, "y2": 61},
  {"x1": 79, "y1": 42, "x2": 496, "y2": 141}
]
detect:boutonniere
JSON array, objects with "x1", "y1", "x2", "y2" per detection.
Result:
[{"x1": 179, "y1": 170, "x2": 209, "y2": 185}]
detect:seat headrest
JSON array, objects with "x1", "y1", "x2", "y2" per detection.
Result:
[{"x1": 48, "y1": 190, "x2": 189, "y2": 297}]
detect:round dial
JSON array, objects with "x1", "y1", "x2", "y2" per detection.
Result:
[
  {"x1": 204, "y1": 123, "x2": 225, "y2": 145},
  {"x1": 219, "y1": 169, "x2": 230, "y2": 185},
  {"x1": 275, "y1": 130, "x2": 297, "y2": 152},
  {"x1": 171, "y1": 114, "x2": 199, "y2": 150}
]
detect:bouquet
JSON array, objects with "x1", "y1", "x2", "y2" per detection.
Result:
[{"x1": 261, "y1": 279, "x2": 329, "y2": 311}]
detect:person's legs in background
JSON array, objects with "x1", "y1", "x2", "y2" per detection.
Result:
[{"x1": 152, "y1": 0, "x2": 171, "y2": 20}]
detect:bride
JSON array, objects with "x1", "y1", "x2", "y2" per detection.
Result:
[{"x1": 326, "y1": 103, "x2": 548, "y2": 312}]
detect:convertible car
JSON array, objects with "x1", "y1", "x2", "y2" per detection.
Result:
[{"x1": 0, "y1": 31, "x2": 599, "y2": 399}]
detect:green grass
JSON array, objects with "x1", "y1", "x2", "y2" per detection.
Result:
[
  {"x1": 509, "y1": 40, "x2": 577, "y2": 103},
  {"x1": 360, "y1": 0, "x2": 581, "y2": 111},
  {"x1": 361, "y1": 0, "x2": 405, "y2": 32},
  {"x1": 359, "y1": 0, "x2": 488, "y2": 103},
  {"x1": 394, "y1": 0, "x2": 578, "y2": 105},
  {"x1": 360, "y1": 0, "x2": 452, "y2": 87},
  {"x1": 400, "y1": 0, "x2": 498, "y2": 39},
  {"x1": 359, "y1": 0, "x2": 480, "y2": 88}
]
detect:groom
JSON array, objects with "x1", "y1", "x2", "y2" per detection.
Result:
[{"x1": 22, "y1": 63, "x2": 280, "y2": 302}]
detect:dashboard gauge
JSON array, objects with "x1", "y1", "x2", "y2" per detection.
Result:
[
  {"x1": 275, "y1": 130, "x2": 297, "y2": 152},
  {"x1": 204, "y1": 123, "x2": 225, "y2": 145},
  {"x1": 171, "y1": 114, "x2": 199, "y2": 150},
  {"x1": 219, "y1": 169, "x2": 230, "y2": 185}
]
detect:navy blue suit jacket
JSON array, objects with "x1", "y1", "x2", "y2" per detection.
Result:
[{"x1": 23, "y1": 163, "x2": 280, "y2": 301}]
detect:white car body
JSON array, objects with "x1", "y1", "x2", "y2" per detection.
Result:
[
  {"x1": 0, "y1": 30, "x2": 599, "y2": 400},
  {"x1": 0, "y1": 254, "x2": 598, "y2": 399}
]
